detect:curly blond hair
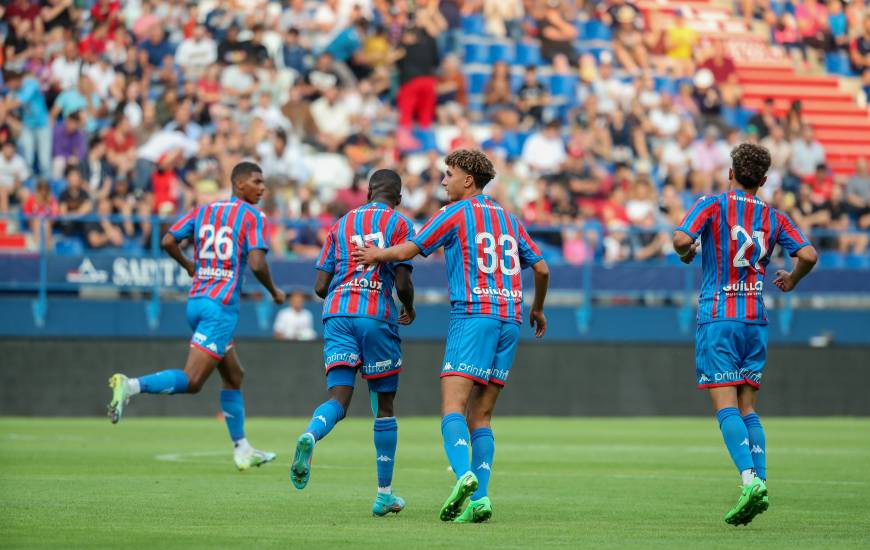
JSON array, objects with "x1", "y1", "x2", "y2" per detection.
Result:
[{"x1": 445, "y1": 149, "x2": 496, "y2": 189}]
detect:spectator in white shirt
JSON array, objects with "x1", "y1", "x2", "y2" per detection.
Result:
[
  {"x1": 521, "y1": 120, "x2": 566, "y2": 175},
  {"x1": 310, "y1": 85, "x2": 353, "y2": 151},
  {"x1": 50, "y1": 41, "x2": 83, "y2": 92},
  {"x1": 174, "y1": 25, "x2": 217, "y2": 79},
  {"x1": 789, "y1": 125, "x2": 826, "y2": 179},
  {"x1": 0, "y1": 141, "x2": 30, "y2": 213},
  {"x1": 273, "y1": 290, "x2": 317, "y2": 340}
]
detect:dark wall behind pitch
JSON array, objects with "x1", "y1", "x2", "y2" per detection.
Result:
[{"x1": 1, "y1": 339, "x2": 868, "y2": 417}]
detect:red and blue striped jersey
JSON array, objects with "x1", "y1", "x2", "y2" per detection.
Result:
[
  {"x1": 316, "y1": 202, "x2": 415, "y2": 325},
  {"x1": 678, "y1": 189, "x2": 810, "y2": 324},
  {"x1": 169, "y1": 196, "x2": 269, "y2": 309},
  {"x1": 411, "y1": 194, "x2": 543, "y2": 324}
]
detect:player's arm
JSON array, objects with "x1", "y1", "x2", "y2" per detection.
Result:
[
  {"x1": 394, "y1": 264, "x2": 415, "y2": 325},
  {"x1": 249, "y1": 249, "x2": 286, "y2": 305},
  {"x1": 314, "y1": 270, "x2": 334, "y2": 300},
  {"x1": 672, "y1": 230, "x2": 699, "y2": 264},
  {"x1": 530, "y1": 259, "x2": 549, "y2": 338},
  {"x1": 673, "y1": 196, "x2": 715, "y2": 264},
  {"x1": 774, "y1": 245, "x2": 818, "y2": 292},
  {"x1": 352, "y1": 240, "x2": 421, "y2": 267},
  {"x1": 161, "y1": 232, "x2": 195, "y2": 277}
]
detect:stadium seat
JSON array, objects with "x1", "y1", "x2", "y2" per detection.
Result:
[
  {"x1": 467, "y1": 71, "x2": 490, "y2": 95},
  {"x1": 654, "y1": 76, "x2": 679, "y2": 96},
  {"x1": 509, "y1": 71, "x2": 524, "y2": 93},
  {"x1": 721, "y1": 106, "x2": 753, "y2": 130},
  {"x1": 549, "y1": 74, "x2": 578, "y2": 99},
  {"x1": 54, "y1": 237, "x2": 85, "y2": 256},
  {"x1": 461, "y1": 14, "x2": 486, "y2": 36},
  {"x1": 411, "y1": 129, "x2": 438, "y2": 153},
  {"x1": 825, "y1": 51, "x2": 855, "y2": 77},
  {"x1": 463, "y1": 41, "x2": 489, "y2": 64},
  {"x1": 515, "y1": 41, "x2": 543, "y2": 66},
  {"x1": 582, "y1": 20, "x2": 612, "y2": 42},
  {"x1": 489, "y1": 42, "x2": 514, "y2": 64}
]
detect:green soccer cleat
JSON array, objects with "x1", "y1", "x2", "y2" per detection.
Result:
[
  {"x1": 439, "y1": 471, "x2": 478, "y2": 522},
  {"x1": 724, "y1": 477, "x2": 768, "y2": 526},
  {"x1": 453, "y1": 496, "x2": 492, "y2": 523},
  {"x1": 234, "y1": 448, "x2": 277, "y2": 471},
  {"x1": 290, "y1": 433, "x2": 315, "y2": 490},
  {"x1": 107, "y1": 374, "x2": 130, "y2": 424},
  {"x1": 372, "y1": 492, "x2": 405, "y2": 517}
]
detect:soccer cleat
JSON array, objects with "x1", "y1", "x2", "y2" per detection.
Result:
[
  {"x1": 107, "y1": 374, "x2": 130, "y2": 424},
  {"x1": 724, "y1": 477, "x2": 768, "y2": 526},
  {"x1": 372, "y1": 493, "x2": 405, "y2": 517},
  {"x1": 290, "y1": 433, "x2": 315, "y2": 490},
  {"x1": 439, "y1": 471, "x2": 478, "y2": 521},
  {"x1": 453, "y1": 496, "x2": 493, "y2": 523},
  {"x1": 234, "y1": 448, "x2": 277, "y2": 471}
]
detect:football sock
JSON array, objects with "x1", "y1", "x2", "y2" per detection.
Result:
[
  {"x1": 742, "y1": 413, "x2": 767, "y2": 480},
  {"x1": 137, "y1": 370, "x2": 189, "y2": 394},
  {"x1": 716, "y1": 407, "x2": 755, "y2": 475},
  {"x1": 441, "y1": 413, "x2": 471, "y2": 479},
  {"x1": 305, "y1": 399, "x2": 345, "y2": 441},
  {"x1": 373, "y1": 417, "x2": 398, "y2": 493},
  {"x1": 220, "y1": 389, "x2": 246, "y2": 444},
  {"x1": 470, "y1": 427, "x2": 494, "y2": 500}
]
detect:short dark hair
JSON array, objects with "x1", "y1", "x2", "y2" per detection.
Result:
[
  {"x1": 230, "y1": 161, "x2": 262, "y2": 185},
  {"x1": 730, "y1": 143, "x2": 771, "y2": 189},
  {"x1": 368, "y1": 169, "x2": 402, "y2": 199},
  {"x1": 445, "y1": 149, "x2": 496, "y2": 189}
]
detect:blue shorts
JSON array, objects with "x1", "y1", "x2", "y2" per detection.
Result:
[
  {"x1": 323, "y1": 316, "x2": 401, "y2": 393},
  {"x1": 186, "y1": 298, "x2": 238, "y2": 360},
  {"x1": 695, "y1": 321, "x2": 767, "y2": 389},
  {"x1": 441, "y1": 316, "x2": 520, "y2": 386}
]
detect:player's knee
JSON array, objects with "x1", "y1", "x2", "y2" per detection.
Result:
[
  {"x1": 186, "y1": 376, "x2": 207, "y2": 394},
  {"x1": 467, "y1": 409, "x2": 493, "y2": 431}
]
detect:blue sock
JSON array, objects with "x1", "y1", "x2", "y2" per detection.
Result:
[
  {"x1": 220, "y1": 389, "x2": 245, "y2": 444},
  {"x1": 441, "y1": 413, "x2": 471, "y2": 479},
  {"x1": 305, "y1": 399, "x2": 345, "y2": 441},
  {"x1": 716, "y1": 407, "x2": 754, "y2": 473},
  {"x1": 742, "y1": 413, "x2": 767, "y2": 480},
  {"x1": 470, "y1": 427, "x2": 494, "y2": 500},
  {"x1": 373, "y1": 417, "x2": 398, "y2": 490},
  {"x1": 137, "y1": 370, "x2": 189, "y2": 394}
]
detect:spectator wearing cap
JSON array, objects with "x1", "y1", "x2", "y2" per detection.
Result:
[
  {"x1": 0, "y1": 140, "x2": 30, "y2": 214},
  {"x1": 51, "y1": 112, "x2": 88, "y2": 180},
  {"x1": 3, "y1": 69, "x2": 51, "y2": 178},
  {"x1": 692, "y1": 68, "x2": 723, "y2": 130},
  {"x1": 273, "y1": 289, "x2": 316, "y2": 341}
]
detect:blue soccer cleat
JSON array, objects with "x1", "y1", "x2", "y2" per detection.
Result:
[{"x1": 372, "y1": 492, "x2": 405, "y2": 516}]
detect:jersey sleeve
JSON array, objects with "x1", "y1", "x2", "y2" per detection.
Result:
[
  {"x1": 411, "y1": 205, "x2": 460, "y2": 257},
  {"x1": 392, "y1": 217, "x2": 416, "y2": 269},
  {"x1": 775, "y1": 211, "x2": 811, "y2": 256},
  {"x1": 517, "y1": 222, "x2": 543, "y2": 268},
  {"x1": 245, "y1": 210, "x2": 269, "y2": 252},
  {"x1": 168, "y1": 208, "x2": 196, "y2": 241},
  {"x1": 315, "y1": 227, "x2": 337, "y2": 273},
  {"x1": 676, "y1": 196, "x2": 718, "y2": 240}
]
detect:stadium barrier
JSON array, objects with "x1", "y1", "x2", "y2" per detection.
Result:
[{"x1": 1, "y1": 339, "x2": 868, "y2": 417}]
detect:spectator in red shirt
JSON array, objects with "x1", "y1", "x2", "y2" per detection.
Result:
[
  {"x1": 23, "y1": 179, "x2": 58, "y2": 251},
  {"x1": 804, "y1": 163, "x2": 835, "y2": 204},
  {"x1": 698, "y1": 41, "x2": 741, "y2": 106},
  {"x1": 104, "y1": 113, "x2": 137, "y2": 176},
  {"x1": 150, "y1": 152, "x2": 184, "y2": 216},
  {"x1": 5, "y1": 0, "x2": 43, "y2": 53}
]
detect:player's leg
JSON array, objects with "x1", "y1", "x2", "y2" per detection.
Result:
[
  {"x1": 453, "y1": 382, "x2": 500, "y2": 524},
  {"x1": 739, "y1": 324, "x2": 769, "y2": 518},
  {"x1": 291, "y1": 317, "x2": 357, "y2": 489},
  {"x1": 217, "y1": 347, "x2": 276, "y2": 471}
]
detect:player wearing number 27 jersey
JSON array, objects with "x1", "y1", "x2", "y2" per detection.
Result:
[
  {"x1": 352, "y1": 150, "x2": 551, "y2": 525},
  {"x1": 674, "y1": 144, "x2": 817, "y2": 527}
]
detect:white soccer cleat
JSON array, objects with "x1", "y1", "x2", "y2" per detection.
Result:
[{"x1": 234, "y1": 447, "x2": 277, "y2": 471}]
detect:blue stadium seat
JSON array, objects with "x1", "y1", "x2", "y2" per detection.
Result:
[
  {"x1": 654, "y1": 76, "x2": 678, "y2": 96},
  {"x1": 54, "y1": 237, "x2": 85, "y2": 256},
  {"x1": 412, "y1": 129, "x2": 438, "y2": 153},
  {"x1": 582, "y1": 19, "x2": 612, "y2": 42},
  {"x1": 463, "y1": 41, "x2": 489, "y2": 64},
  {"x1": 516, "y1": 130, "x2": 533, "y2": 152},
  {"x1": 509, "y1": 72, "x2": 524, "y2": 93},
  {"x1": 825, "y1": 51, "x2": 854, "y2": 76},
  {"x1": 515, "y1": 41, "x2": 543, "y2": 66},
  {"x1": 461, "y1": 15, "x2": 486, "y2": 36},
  {"x1": 489, "y1": 42, "x2": 514, "y2": 64},
  {"x1": 845, "y1": 254, "x2": 870, "y2": 269},
  {"x1": 818, "y1": 252, "x2": 845, "y2": 268},
  {"x1": 49, "y1": 178, "x2": 67, "y2": 196},
  {"x1": 549, "y1": 74, "x2": 578, "y2": 98},
  {"x1": 467, "y1": 71, "x2": 490, "y2": 95},
  {"x1": 721, "y1": 106, "x2": 753, "y2": 130}
]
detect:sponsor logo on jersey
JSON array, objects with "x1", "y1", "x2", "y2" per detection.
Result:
[
  {"x1": 723, "y1": 281, "x2": 763, "y2": 294},
  {"x1": 472, "y1": 286, "x2": 523, "y2": 299},
  {"x1": 472, "y1": 202, "x2": 503, "y2": 211},
  {"x1": 340, "y1": 277, "x2": 384, "y2": 292},
  {"x1": 198, "y1": 266, "x2": 235, "y2": 280}
]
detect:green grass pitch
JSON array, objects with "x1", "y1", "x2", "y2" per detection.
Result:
[{"x1": 2, "y1": 417, "x2": 869, "y2": 549}]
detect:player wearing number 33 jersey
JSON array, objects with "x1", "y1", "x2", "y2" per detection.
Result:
[{"x1": 351, "y1": 150, "x2": 551, "y2": 524}]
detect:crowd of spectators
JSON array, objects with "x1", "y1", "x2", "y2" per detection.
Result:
[{"x1": 0, "y1": 0, "x2": 868, "y2": 265}]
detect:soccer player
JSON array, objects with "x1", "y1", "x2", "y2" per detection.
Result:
[
  {"x1": 289, "y1": 169, "x2": 416, "y2": 517},
  {"x1": 106, "y1": 161, "x2": 286, "y2": 471},
  {"x1": 353, "y1": 150, "x2": 550, "y2": 523},
  {"x1": 674, "y1": 143, "x2": 818, "y2": 525}
]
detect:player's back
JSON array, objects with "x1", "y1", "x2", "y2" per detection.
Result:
[
  {"x1": 678, "y1": 188, "x2": 809, "y2": 324},
  {"x1": 412, "y1": 194, "x2": 543, "y2": 324},
  {"x1": 316, "y1": 201, "x2": 414, "y2": 325},
  {"x1": 169, "y1": 196, "x2": 269, "y2": 308}
]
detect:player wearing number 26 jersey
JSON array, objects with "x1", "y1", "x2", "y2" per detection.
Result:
[
  {"x1": 107, "y1": 162, "x2": 285, "y2": 472},
  {"x1": 352, "y1": 150, "x2": 551, "y2": 524},
  {"x1": 674, "y1": 144, "x2": 817, "y2": 527}
]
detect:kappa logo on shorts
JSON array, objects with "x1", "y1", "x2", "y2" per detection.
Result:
[
  {"x1": 443, "y1": 362, "x2": 453, "y2": 371},
  {"x1": 698, "y1": 374, "x2": 712, "y2": 384},
  {"x1": 207, "y1": 343, "x2": 218, "y2": 353},
  {"x1": 193, "y1": 332, "x2": 207, "y2": 344}
]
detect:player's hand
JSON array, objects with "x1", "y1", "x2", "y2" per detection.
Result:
[
  {"x1": 529, "y1": 309, "x2": 547, "y2": 338},
  {"x1": 773, "y1": 270, "x2": 796, "y2": 292},
  {"x1": 398, "y1": 305, "x2": 416, "y2": 325},
  {"x1": 351, "y1": 244, "x2": 382, "y2": 269},
  {"x1": 185, "y1": 263, "x2": 196, "y2": 278},
  {"x1": 272, "y1": 289, "x2": 286, "y2": 305},
  {"x1": 679, "y1": 242, "x2": 699, "y2": 264}
]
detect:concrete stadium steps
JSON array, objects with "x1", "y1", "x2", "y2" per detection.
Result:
[
  {"x1": 814, "y1": 128, "x2": 870, "y2": 145},
  {"x1": 741, "y1": 84, "x2": 857, "y2": 102},
  {"x1": 743, "y1": 98, "x2": 868, "y2": 118},
  {"x1": 737, "y1": 72, "x2": 841, "y2": 88}
]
